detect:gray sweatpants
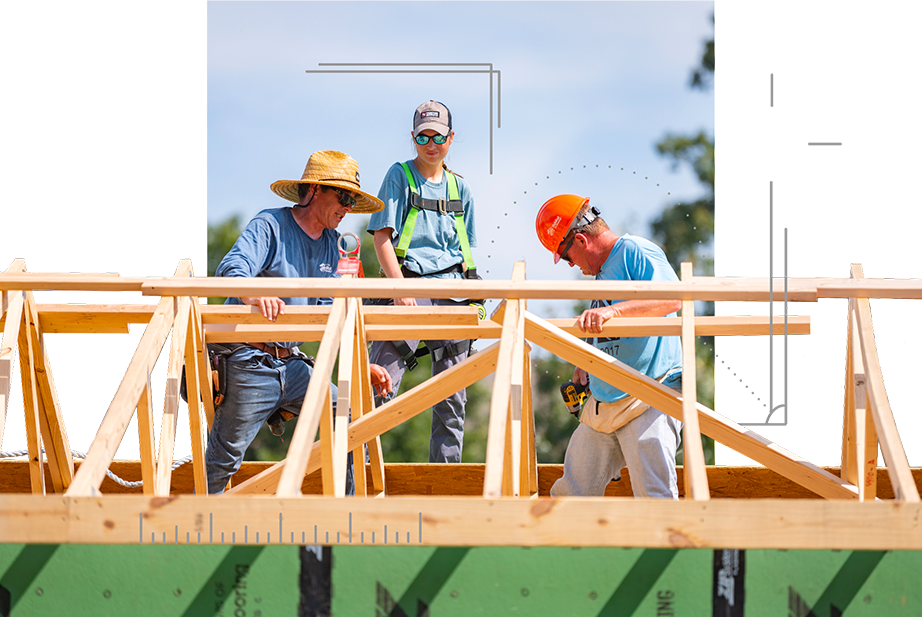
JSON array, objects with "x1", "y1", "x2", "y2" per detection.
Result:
[{"x1": 550, "y1": 405, "x2": 682, "y2": 499}]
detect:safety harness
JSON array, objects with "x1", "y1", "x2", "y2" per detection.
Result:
[
  {"x1": 391, "y1": 162, "x2": 479, "y2": 371},
  {"x1": 393, "y1": 162, "x2": 478, "y2": 279}
]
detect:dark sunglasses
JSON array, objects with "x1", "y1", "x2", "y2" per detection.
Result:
[
  {"x1": 328, "y1": 187, "x2": 357, "y2": 208},
  {"x1": 415, "y1": 133, "x2": 449, "y2": 145},
  {"x1": 557, "y1": 233, "x2": 576, "y2": 264}
]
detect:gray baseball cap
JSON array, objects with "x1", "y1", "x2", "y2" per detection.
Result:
[{"x1": 413, "y1": 100, "x2": 452, "y2": 136}]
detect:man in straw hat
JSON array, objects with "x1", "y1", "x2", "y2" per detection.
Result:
[{"x1": 205, "y1": 150, "x2": 392, "y2": 494}]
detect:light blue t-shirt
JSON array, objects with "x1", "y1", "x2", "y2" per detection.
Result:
[
  {"x1": 588, "y1": 234, "x2": 683, "y2": 403},
  {"x1": 367, "y1": 160, "x2": 476, "y2": 278},
  {"x1": 216, "y1": 207, "x2": 341, "y2": 347}
]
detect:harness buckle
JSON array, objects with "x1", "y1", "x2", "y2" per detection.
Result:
[{"x1": 437, "y1": 197, "x2": 448, "y2": 215}]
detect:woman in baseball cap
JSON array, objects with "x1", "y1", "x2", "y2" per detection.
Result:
[{"x1": 365, "y1": 100, "x2": 478, "y2": 464}]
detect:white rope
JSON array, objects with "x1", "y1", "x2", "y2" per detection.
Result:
[{"x1": 0, "y1": 448, "x2": 193, "y2": 489}]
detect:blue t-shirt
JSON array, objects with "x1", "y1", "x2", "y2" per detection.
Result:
[
  {"x1": 216, "y1": 207, "x2": 341, "y2": 348},
  {"x1": 367, "y1": 160, "x2": 476, "y2": 278},
  {"x1": 588, "y1": 234, "x2": 683, "y2": 403}
]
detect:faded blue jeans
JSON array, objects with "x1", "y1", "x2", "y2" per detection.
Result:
[{"x1": 205, "y1": 344, "x2": 353, "y2": 495}]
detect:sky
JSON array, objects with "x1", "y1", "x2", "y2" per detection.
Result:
[{"x1": 207, "y1": 1, "x2": 715, "y2": 320}]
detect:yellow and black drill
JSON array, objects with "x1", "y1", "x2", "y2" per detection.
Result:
[{"x1": 560, "y1": 380, "x2": 589, "y2": 419}]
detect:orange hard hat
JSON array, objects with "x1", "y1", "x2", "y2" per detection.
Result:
[{"x1": 535, "y1": 194, "x2": 591, "y2": 263}]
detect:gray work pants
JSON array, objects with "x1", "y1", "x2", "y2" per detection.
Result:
[{"x1": 368, "y1": 298, "x2": 468, "y2": 463}]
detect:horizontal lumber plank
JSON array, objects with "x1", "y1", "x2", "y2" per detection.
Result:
[
  {"x1": 4, "y1": 461, "x2": 920, "y2": 498},
  {"x1": 33, "y1": 304, "x2": 154, "y2": 333},
  {"x1": 201, "y1": 304, "x2": 480, "y2": 326},
  {"x1": 203, "y1": 321, "x2": 504, "y2": 343},
  {"x1": 2, "y1": 493, "x2": 922, "y2": 549},
  {"x1": 3, "y1": 273, "x2": 921, "y2": 300}
]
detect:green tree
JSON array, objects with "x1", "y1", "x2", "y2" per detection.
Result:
[
  {"x1": 206, "y1": 215, "x2": 243, "y2": 304},
  {"x1": 652, "y1": 15, "x2": 716, "y2": 464}
]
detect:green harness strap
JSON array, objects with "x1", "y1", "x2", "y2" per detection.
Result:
[{"x1": 394, "y1": 162, "x2": 476, "y2": 274}]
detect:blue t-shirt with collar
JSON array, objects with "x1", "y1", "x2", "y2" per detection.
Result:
[
  {"x1": 588, "y1": 234, "x2": 683, "y2": 403},
  {"x1": 367, "y1": 160, "x2": 476, "y2": 278},
  {"x1": 216, "y1": 206, "x2": 340, "y2": 347}
]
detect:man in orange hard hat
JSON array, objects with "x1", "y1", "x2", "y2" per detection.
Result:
[{"x1": 536, "y1": 194, "x2": 684, "y2": 498}]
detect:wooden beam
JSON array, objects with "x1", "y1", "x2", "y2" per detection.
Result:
[
  {"x1": 6, "y1": 273, "x2": 922, "y2": 300},
  {"x1": 5, "y1": 494, "x2": 922, "y2": 550},
  {"x1": 17, "y1": 305, "x2": 809, "y2": 338},
  {"x1": 333, "y1": 297, "x2": 358, "y2": 498},
  {"x1": 66, "y1": 260, "x2": 191, "y2": 496},
  {"x1": 484, "y1": 265, "x2": 524, "y2": 497},
  {"x1": 841, "y1": 303, "x2": 857, "y2": 486},
  {"x1": 204, "y1": 321, "x2": 501, "y2": 343},
  {"x1": 0, "y1": 289, "x2": 24, "y2": 450},
  {"x1": 851, "y1": 309, "x2": 877, "y2": 502},
  {"x1": 508, "y1": 263, "x2": 528, "y2": 497},
  {"x1": 5, "y1": 460, "x2": 922, "y2": 499},
  {"x1": 201, "y1": 304, "x2": 479, "y2": 326},
  {"x1": 523, "y1": 311, "x2": 859, "y2": 500},
  {"x1": 23, "y1": 291, "x2": 74, "y2": 491},
  {"x1": 190, "y1": 301, "x2": 216, "y2": 430},
  {"x1": 319, "y1": 386, "x2": 334, "y2": 497},
  {"x1": 183, "y1": 302, "x2": 208, "y2": 496},
  {"x1": 136, "y1": 378, "x2": 156, "y2": 496},
  {"x1": 17, "y1": 308, "x2": 45, "y2": 494},
  {"x1": 33, "y1": 305, "x2": 152, "y2": 333},
  {"x1": 522, "y1": 347, "x2": 538, "y2": 496},
  {"x1": 680, "y1": 263, "x2": 709, "y2": 501},
  {"x1": 350, "y1": 301, "x2": 372, "y2": 497},
  {"x1": 225, "y1": 342, "x2": 501, "y2": 496},
  {"x1": 141, "y1": 277, "x2": 820, "y2": 302},
  {"x1": 276, "y1": 297, "x2": 348, "y2": 497},
  {"x1": 154, "y1": 296, "x2": 189, "y2": 497},
  {"x1": 850, "y1": 264, "x2": 919, "y2": 502}
]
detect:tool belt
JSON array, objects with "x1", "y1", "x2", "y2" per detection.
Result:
[
  {"x1": 246, "y1": 341, "x2": 295, "y2": 358},
  {"x1": 180, "y1": 343, "x2": 306, "y2": 407}
]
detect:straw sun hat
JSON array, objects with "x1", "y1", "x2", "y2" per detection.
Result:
[{"x1": 270, "y1": 150, "x2": 384, "y2": 214}]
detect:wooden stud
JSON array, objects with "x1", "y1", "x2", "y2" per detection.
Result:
[
  {"x1": 850, "y1": 264, "x2": 918, "y2": 502},
  {"x1": 319, "y1": 385, "x2": 334, "y2": 497},
  {"x1": 276, "y1": 296, "x2": 348, "y2": 497},
  {"x1": 349, "y1": 301, "x2": 369, "y2": 497},
  {"x1": 523, "y1": 346, "x2": 538, "y2": 496},
  {"x1": 154, "y1": 296, "x2": 190, "y2": 497},
  {"x1": 680, "y1": 263, "x2": 709, "y2": 501},
  {"x1": 190, "y1": 300, "x2": 215, "y2": 430},
  {"x1": 484, "y1": 265, "x2": 525, "y2": 497},
  {"x1": 354, "y1": 300, "x2": 384, "y2": 495},
  {"x1": 23, "y1": 291, "x2": 74, "y2": 492},
  {"x1": 850, "y1": 308, "x2": 877, "y2": 501},
  {"x1": 333, "y1": 297, "x2": 358, "y2": 498},
  {"x1": 523, "y1": 311, "x2": 859, "y2": 500},
  {"x1": 136, "y1": 377, "x2": 156, "y2": 496},
  {"x1": 225, "y1": 342, "x2": 501, "y2": 496},
  {"x1": 0, "y1": 273, "x2": 138, "y2": 292},
  {"x1": 841, "y1": 302, "x2": 857, "y2": 485},
  {"x1": 184, "y1": 301, "x2": 208, "y2": 496},
  {"x1": 66, "y1": 260, "x2": 191, "y2": 496},
  {"x1": 0, "y1": 288, "x2": 24, "y2": 450},
  {"x1": 17, "y1": 308, "x2": 45, "y2": 494}
]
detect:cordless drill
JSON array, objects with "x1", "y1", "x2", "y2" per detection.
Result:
[{"x1": 560, "y1": 380, "x2": 589, "y2": 419}]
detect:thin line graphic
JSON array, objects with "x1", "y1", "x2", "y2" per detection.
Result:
[
  {"x1": 808, "y1": 142, "x2": 842, "y2": 146},
  {"x1": 770, "y1": 73, "x2": 774, "y2": 107},
  {"x1": 307, "y1": 62, "x2": 501, "y2": 173}
]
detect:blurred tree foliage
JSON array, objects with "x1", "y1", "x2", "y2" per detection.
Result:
[{"x1": 653, "y1": 14, "x2": 716, "y2": 465}]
